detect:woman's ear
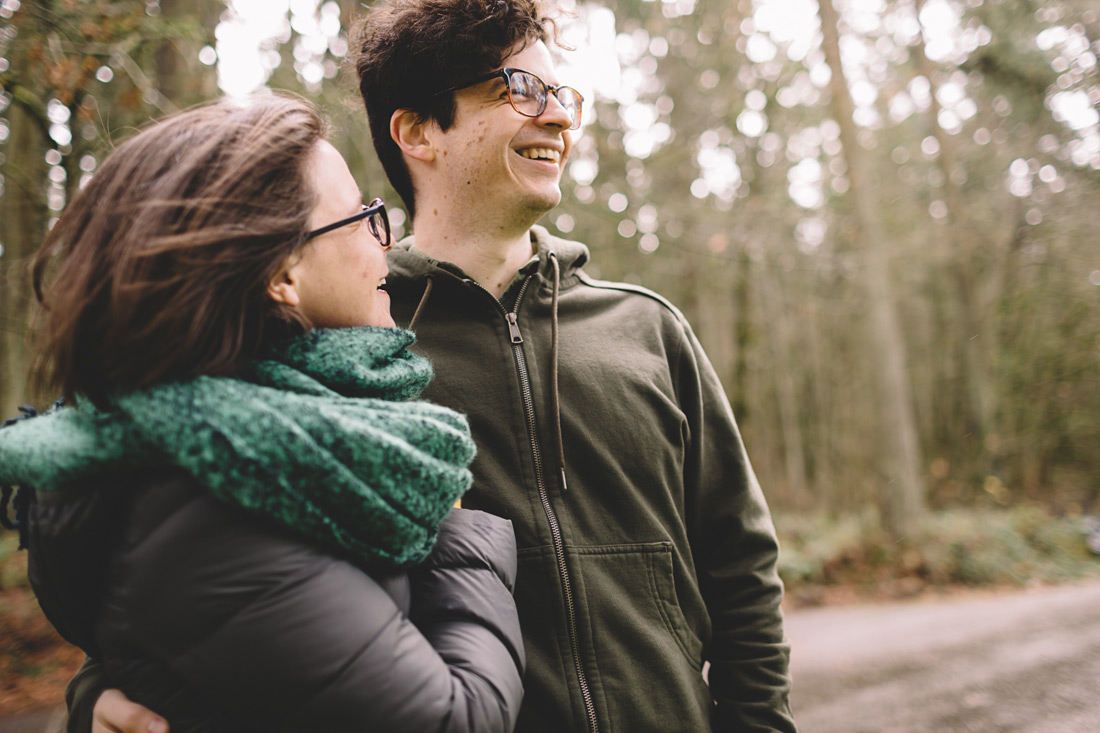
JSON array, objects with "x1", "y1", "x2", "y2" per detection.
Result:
[
  {"x1": 266, "y1": 266, "x2": 301, "y2": 308},
  {"x1": 391, "y1": 108, "x2": 436, "y2": 163}
]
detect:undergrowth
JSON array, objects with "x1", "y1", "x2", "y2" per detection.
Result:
[
  {"x1": 775, "y1": 504, "x2": 1100, "y2": 607},
  {"x1": 0, "y1": 532, "x2": 84, "y2": 716}
]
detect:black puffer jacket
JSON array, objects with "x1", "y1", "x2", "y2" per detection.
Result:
[{"x1": 27, "y1": 468, "x2": 525, "y2": 732}]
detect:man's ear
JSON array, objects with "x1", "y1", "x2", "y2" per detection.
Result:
[
  {"x1": 391, "y1": 108, "x2": 436, "y2": 163},
  {"x1": 266, "y1": 266, "x2": 301, "y2": 308}
]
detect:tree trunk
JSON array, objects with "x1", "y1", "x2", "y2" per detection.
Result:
[
  {"x1": 156, "y1": 0, "x2": 220, "y2": 108},
  {"x1": 760, "y1": 265, "x2": 809, "y2": 506},
  {"x1": 912, "y1": 0, "x2": 998, "y2": 464},
  {"x1": 0, "y1": 12, "x2": 51, "y2": 418},
  {"x1": 818, "y1": 0, "x2": 925, "y2": 536}
]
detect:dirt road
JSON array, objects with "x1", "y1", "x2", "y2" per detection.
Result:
[{"x1": 787, "y1": 579, "x2": 1100, "y2": 732}]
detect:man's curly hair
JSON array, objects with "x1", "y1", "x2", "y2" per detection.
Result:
[{"x1": 349, "y1": 0, "x2": 562, "y2": 219}]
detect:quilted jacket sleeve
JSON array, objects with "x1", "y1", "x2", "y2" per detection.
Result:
[
  {"x1": 408, "y1": 508, "x2": 526, "y2": 730},
  {"x1": 92, "y1": 476, "x2": 524, "y2": 733}
]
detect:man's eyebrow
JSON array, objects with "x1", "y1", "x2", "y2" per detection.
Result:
[{"x1": 480, "y1": 78, "x2": 510, "y2": 99}]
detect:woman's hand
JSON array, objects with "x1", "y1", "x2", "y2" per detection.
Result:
[{"x1": 92, "y1": 689, "x2": 169, "y2": 733}]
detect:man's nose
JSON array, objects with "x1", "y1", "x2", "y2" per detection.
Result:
[{"x1": 537, "y1": 91, "x2": 573, "y2": 129}]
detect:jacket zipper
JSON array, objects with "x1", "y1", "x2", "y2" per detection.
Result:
[{"x1": 481, "y1": 275, "x2": 599, "y2": 733}]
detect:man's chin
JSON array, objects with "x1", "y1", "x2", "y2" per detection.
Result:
[{"x1": 527, "y1": 187, "x2": 562, "y2": 215}]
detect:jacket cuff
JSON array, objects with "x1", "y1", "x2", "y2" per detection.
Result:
[{"x1": 65, "y1": 655, "x2": 107, "y2": 733}]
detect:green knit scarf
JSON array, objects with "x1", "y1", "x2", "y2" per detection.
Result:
[{"x1": 0, "y1": 327, "x2": 474, "y2": 567}]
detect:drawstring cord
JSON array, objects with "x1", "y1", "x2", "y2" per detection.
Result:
[
  {"x1": 549, "y1": 253, "x2": 567, "y2": 491},
  {"x1": 407, "y1": 258, "x2": 568, "y2": 491},
  {"x1": 408, "y1": 274, "x2": 435, "y2": 331}
]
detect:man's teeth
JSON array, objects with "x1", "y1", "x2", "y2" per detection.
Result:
[{"x1": 519, "y1": 148, "x2": 561, "y2": 162}]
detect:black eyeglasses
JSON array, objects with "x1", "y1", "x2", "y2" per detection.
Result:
[
  {"x1": 436, "y1": 67, "x2": 584, "y2": 131},
  {"x1": 305, "y1": 197, "x2": 391, "y2": 249}
]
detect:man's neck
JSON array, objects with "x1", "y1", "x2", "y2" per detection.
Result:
[{"x1": 411, "y1": 216, "x2": 537, "y2": 299}]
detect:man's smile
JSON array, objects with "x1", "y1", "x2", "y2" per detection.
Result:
[{"x1": 516, "y1": 146, "x2": 562, "y2": 163}]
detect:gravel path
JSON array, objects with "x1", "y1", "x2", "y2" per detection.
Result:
[{"x1": 786, "y1": 579, "x2": 1100, "y2": 732}]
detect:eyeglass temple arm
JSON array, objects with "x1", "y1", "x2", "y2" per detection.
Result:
[{"x1": 434, "y1": 70, "x2": 508, "y2": 97}]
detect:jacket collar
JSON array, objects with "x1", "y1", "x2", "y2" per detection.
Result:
[
  {"x1": 385, "y1": 225, "x2": 578, "y2": 493},
  {"x1": 388, "y1": 225, "x2": 590, "y2": 289}
]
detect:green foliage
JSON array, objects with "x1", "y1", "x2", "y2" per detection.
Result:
[
  {"x1": 774, "y1": 510, "x2": 870, "y2": 584},
  {"x1": 777, "y1": 505, "x2": 1100, "y2": 605},
  {"x1": 3, "y1": 1, "x2": 218, "y2": 138}
]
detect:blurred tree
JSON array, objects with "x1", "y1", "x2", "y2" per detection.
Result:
[
  {"x1": 963, "y1": 0, "x2": 1100, "y2": 508},
  {"x1": 912, "y1": 0, "x2": 998, "y2": 464},
  {"x1": 155, "y1": 0, "x2": 221, "y2": 106},
  {"x1": 560, "y1": 0, "x2": 1096, "y2": 521},
  {"x1": 0, "y1": 0, "x2": 220, "y2": 417},
  {"x1": 818, "y1": 0, "x2": 925, "y2": 536},
  {"x1": 0, "y1": 2, "x2": 48, "y2": 420}
]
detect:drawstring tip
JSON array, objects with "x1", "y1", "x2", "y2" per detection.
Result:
[{"x1": 559, "y1": 467, "x2": 568, "y2": 491}]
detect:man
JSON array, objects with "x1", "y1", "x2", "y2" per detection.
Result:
[{"x1": 77, "y1": 0, "x2": 795, "y2": 730}]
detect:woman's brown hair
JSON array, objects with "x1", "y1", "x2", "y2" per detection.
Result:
[{"x1": 31, "y1": 94, "x2": 327, "y2": 406}]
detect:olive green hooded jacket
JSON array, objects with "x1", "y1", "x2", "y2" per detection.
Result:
[{"x1": 386, "y1": 226, "x2": 795, "y2": 733}]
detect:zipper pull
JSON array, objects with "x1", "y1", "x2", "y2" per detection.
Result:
[{"x1": 505, "y1": 312, "x2": 523, "y2": 344}]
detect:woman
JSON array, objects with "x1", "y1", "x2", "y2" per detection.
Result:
[{"x1": 0, "y1": 95, "x2": 524, "y2": 732}]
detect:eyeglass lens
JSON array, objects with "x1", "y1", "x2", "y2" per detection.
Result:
[
  {"x1": 367, "y1": 203, "x2": 391, "y2": 249},
  {"x1": 508, "y1": 71, "x2": 582, "y2": 130}
]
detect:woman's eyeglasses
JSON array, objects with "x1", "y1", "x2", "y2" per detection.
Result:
[
  {"x1": 305, "y1": 197, "x2": 391, "y2": 249},
  {"x1": 436, "y1": 68, "x2": 583, "y2": 131}
]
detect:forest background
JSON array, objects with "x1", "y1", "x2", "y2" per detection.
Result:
[{"x1": 1, "y1": 0, "x2": 1099, "y2": 715}]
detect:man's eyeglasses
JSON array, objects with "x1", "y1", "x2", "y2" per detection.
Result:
[
  {"x1": 436, "y1": 68, "x2": 584, "y2": 131},
  {"x1": 305, "y1": 197, "x2": 391, "y2": 249}
]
